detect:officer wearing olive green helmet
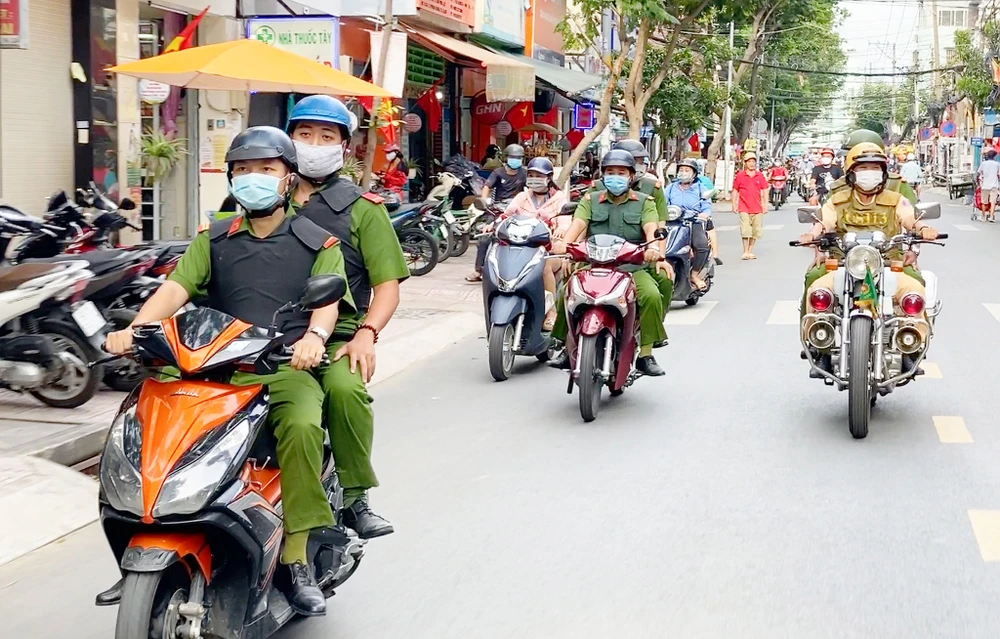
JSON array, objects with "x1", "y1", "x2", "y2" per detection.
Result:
[
  {"x1": 828, "y1": 129, "x2": 918, "y2": 205},
  {"x1": 593, "y1": 139, "x2": 670, "y2": 222}
]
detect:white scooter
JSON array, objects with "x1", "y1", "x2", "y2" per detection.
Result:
[{"x1": 0, "y1": 260, "x2": 107, "y2": 407}]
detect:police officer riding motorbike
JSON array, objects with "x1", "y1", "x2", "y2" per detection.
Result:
[
  {"x1": 550, "y1": 150, "x2": 670, "y2": 376},
  {"x1": 828, "y1": 129, "x2": 918, "y2": 206},
  {"x1": 100, "y1": 126, "x2": 354, "y2": 616},
  {"x1": 287, "y1": 95, "x2": 409, "y2": 540}
]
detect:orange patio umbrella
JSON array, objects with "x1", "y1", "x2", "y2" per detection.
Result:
[{"x1": 108, "y1": 38, "x2": 393, "y2": 97}]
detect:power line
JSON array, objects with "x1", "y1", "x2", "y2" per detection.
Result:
[{"x1": 730, "y1": 59, "x2": 965, "y2": 76}]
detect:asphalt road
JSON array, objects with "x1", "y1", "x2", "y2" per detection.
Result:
[{"x1": 4, "y1": 189, "x2": 1000, "y2": 638}]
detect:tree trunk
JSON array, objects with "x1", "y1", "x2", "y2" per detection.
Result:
[{"x1": 623, "y1": 21, "x2": 649, "y2": 138}]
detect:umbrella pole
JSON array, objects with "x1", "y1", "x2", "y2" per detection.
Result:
[{"x1": 361, "y1": 0, "x2": 394, "y2": 190}]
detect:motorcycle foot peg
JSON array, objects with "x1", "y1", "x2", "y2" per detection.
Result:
[{"x1": 823, "y1": 378, "x2": 835, "y2": 386}]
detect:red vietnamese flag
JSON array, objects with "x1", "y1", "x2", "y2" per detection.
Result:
[
  {"x1": 415, "y1": 80, "x2": 443, "y2": 133},
  {"x1": 504, "y1": 101, "x2": 534, "y2": 131},
  {"x1": 358, "y1": 96, "x2": 374, "y2": 114},
  {"x1": 162, "y1": 6, "x2": 209, "y2": 53}
]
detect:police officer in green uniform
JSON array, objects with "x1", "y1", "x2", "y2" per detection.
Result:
[
  {"x1": 828, "y1": 129, "x2": 918, "y2": 205},
  {"x1": 102, "y1": 126, "x2": 352, "y2": 616},
  {"x1": 551, "y1": 149, "x2": 669, "y2": 376},
  {"x1": 286, "y1": 95, "x2": 409, "y2": 539}
]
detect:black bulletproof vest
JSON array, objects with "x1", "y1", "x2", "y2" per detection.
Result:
[
  {"x1": 298, "y1": 178, "x2": 372, "y2": 313},
  {"x1": 206, "y1": 215, "x2": 330, "y2": 343}
]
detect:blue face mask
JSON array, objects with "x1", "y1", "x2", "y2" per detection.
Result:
[
  {"x1": 604, "y1": 175, "x2": 630, "y2": 196},
  {"x1": 507, "y1": 158, "x2": 522, "y2": 170},
  {"x1": 229, "y1": 173, "x2": 285, "y2": 215}
]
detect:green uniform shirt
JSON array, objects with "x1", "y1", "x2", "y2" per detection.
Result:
[
  {"x1": 575, "y1": 189, "x2": 659, "y2": 229},
  {"x1": 291, "y1": 181, "x2": 409, "y2": 334},
  {"x1": 168, "y1": 209, "x2": 357, "y2": 315}
]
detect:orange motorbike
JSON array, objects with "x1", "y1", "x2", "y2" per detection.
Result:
[{"x1": 96, "y1": 275, "x2": 364, "y2": 639}]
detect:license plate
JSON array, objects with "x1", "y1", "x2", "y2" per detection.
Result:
[
  {"x1": 443, "y1": 211, "x2": 457, "y2": 224},
  {"x1": 71, "y1": 301, "x2": 107, "y2": 337}
]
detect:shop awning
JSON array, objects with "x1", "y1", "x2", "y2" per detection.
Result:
[
  {"x1": 401, "y1": 25, "x2": 535, "y2": 103},
  {"x1": 493, "y1": 50, "x2": 603, "y2": 103}
]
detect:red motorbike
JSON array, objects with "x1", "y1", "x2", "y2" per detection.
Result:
[{"x1": 562, "y1": 231, "x2": 663, "y2": 422}]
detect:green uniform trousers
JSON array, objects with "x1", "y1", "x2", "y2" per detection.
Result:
[
  {"x1": 317, "y1": 341, "x2": 378, "y2": 492},
  {"x1": 652, "y1": 269, "x2": 674, "y2": 321},
  {"x1": 801, "y1": 263, "x2": 923, "y2": 316},
  {"x1": 231, "y1": 366, "x2": 334, "y2": 535},
  {"x1": 551, "y1": 267, "x2": 668, "y2": 349}
]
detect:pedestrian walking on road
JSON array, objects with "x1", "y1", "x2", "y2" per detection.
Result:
[
  {"x1": 977, "y1": 149, "x2": 1000, "y2": 222},
  {"x1": 731, "y1": 151, "x2": 769, "y2": 260}
]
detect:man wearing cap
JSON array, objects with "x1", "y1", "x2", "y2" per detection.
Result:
[{"x1": 731, "y1": 151, "x2": 769, "y2": 260}]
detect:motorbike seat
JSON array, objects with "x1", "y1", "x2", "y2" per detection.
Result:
[
  {"x1": 0, "y1": 262, "x2": 69, "y2": 292},
  {"x1": 26, "y1": 248, "x2": 140, "y2": 276},
  {"x1": 0, "y1": 206, "x2": 43, "y2": 231},
  {"x1": 389, "y1": 204, "x2": 425, "y2": 225}
]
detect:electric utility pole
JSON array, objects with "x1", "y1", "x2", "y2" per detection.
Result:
[
  {"x1": 362, "y1": 0, "x2": 394, "y2": 190},
  {"x1": 723, "y1": 20, "x2": 734, "y2": 197}
]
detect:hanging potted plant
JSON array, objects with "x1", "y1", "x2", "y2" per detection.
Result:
[{"x1": 140, "y1": 129, "x2": 187, "y2": 187}]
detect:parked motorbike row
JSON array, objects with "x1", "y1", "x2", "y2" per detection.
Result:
[{"x1": 0, "y1": 185, "x2": 186, "y2": 406}]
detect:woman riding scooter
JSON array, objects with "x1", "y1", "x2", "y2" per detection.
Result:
[{"x1": 664, "y1": 159, "x2": 712, "y2": 291}]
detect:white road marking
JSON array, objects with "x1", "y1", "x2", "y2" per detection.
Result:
[
  {"x1": 714, "y1": 225, "x2": 738, "y2": 231},
  {"x1": 763, "y1": 224, "x2": 785, "y2": 230},
  {"x1": 665, "y1": 300, "x2": 718, "y2": 325},
  {"x1": 919, "y1": 361, "x2": 943, "y2": 378},
  {"x1": 767, "y1": 301, "x2": 801, "y2": 325},
  {"x1": 968, "y1": 510, "x2": 1000, "y2": 562},
  {"x1": 954, "y1": 224, "x2": 980, "y2": 232},
  {"x1": 983, "y1": 303, "x2": 1000, "y2": 322},
  {"x1": 933, "y1": 416, "x2": 973, "y2": 443}
]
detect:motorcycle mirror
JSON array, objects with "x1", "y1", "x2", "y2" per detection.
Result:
[
  {"x1": 119, "y1": 198, "x2": 136, "y2": 211},
  {"x1": 653, "y1": 227, "x2": 668, "y2": 240},
  {"x1": 560, "y1": 202, "x2": 578, "y2": 216},
  {"x1": 296, "y1": 274, "x2": 348, "y2": 311},
  {"x1": 797, "y1": 206, "x2": 821, "y2": 224},
  {"x1": 914, "y1": 202, "x2": 940, "y2": 220},
  {"x1": 473, "y1": 198, "x2": 488, "y2": 211}
]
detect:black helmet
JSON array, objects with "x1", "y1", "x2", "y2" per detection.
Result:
[
  {"x1": 677, "y1": 158, "x2": 700, "y2": 176},
  {"x1": 504, "y1": 144, "x2": 525, "y2": 158},
  {"x1": 601, "y1": 149, "x2": 636, "y2": 172},
  {"x1": 526, "y1": 157, "x2": 554, "y2": 175},
  {"x1": 613, "y1": 139, "x2": 649, "y2": 161},
  {"x1": 226, "y1": 126, "x2": 298, "y2": 173}
]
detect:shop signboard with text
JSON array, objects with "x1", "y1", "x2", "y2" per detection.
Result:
[
  {"x1": 417, "y1": 0, "x2": 475, "y2": 28},
  {"x1": 481, "y1": 0, "x2": 524, "y2": 45},
  {"x1": 0, "y1": 0, "x2": 28, "y2": 49},
  {"x1": 247, "y1": 17, "x2": 340, "y2": 68},
  {"x1": 533, "y1": 0, "x2": 566, "y2": 56}
]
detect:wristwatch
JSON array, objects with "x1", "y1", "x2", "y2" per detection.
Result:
[{"x1": 308, "y1": 326, "x2": 330, "y2": 343}]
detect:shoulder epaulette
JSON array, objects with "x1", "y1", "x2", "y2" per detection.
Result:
[{"x1": 361, "y1": 192, "x2": 384, "y2": 204}]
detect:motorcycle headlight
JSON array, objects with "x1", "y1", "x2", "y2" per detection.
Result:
[
  {"x1": 667, "y1": 206, "x2": 683, "y2": 221},
  {"x1": 152, "y1": 417, "x2": 251, "y2": 518},
  {"x1": 845, "y1": 245, "x2": 883, "y2": 280},
  {"x1": 100, "y1": 402, "x2": 143, "y2": 516},
  {"x1": 593, "y1": 277, "x2": 632, "y2": 314}
]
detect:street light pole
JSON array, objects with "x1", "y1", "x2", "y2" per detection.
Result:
[{"x1": 723, "y1": 20, "x2": 734, "y2": 197}]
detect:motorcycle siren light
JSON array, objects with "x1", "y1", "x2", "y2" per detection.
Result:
[
  {"x1": 900, "y1": 293, "x2": 925, "y2": 316},
  {"x1": 809, "y1": 288, "x2": 834, "y2": 312}
]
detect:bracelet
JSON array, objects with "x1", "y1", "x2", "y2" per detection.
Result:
[{"x1": 356, "y1": 324, "x2": 379, "y2": 343}]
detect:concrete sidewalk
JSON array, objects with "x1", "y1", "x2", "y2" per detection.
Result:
[{"x1": 0, "y1": 254, "x2": 485, "y2": 567}]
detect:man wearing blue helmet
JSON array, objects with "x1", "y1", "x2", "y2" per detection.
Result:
[{"x1": 286, "y1": 95, "x2": 409, "y2": 540}]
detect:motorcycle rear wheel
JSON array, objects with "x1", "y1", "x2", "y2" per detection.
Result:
[
  {"x1": 488, "y1": 322, "x2": 516, "y2": 381},
  {"x1": 115, "y1": 566, "x2": 191, "y2": 639},
  {"x1": 578, "y1": 333, "x2": 604, "y2": 422},
  {"x1": 29, "y1": 322, "x2": 99, "y2": 409},
  {"x1": 398, "y1": 228, "x2": 439, "y2": 277},
  {"x1": 450, "y1": 228, "x2": 471, "y2": 257},
  {"x1": 848, "y1": 316, "x2": 874, "y2": 440}
]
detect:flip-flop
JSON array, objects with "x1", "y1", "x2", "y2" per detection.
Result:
[
  {"x1": 741, "y1": 253, "x2": 750, "y2": 260},
  {"x1": 542, "y1": 316, "x2": 556, "y2": 332},
  {"x1": 465, "y1": 273, "x2": 482, "y2": 283},
  {"x1": 748, "y1": 253, "x2": 757, "y2": 260}
]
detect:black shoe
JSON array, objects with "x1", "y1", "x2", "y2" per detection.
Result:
[
  {"x1": 95, "y1": 578, "x2": 123, "y2": 606},
  {"x1": 548, "y1": 348, "x2": 569, "y2": 369},
  {"x1": 286, "y1": 562, "x2": 327, "y2": 616},
  {"x1": 714, "y1": 257, "x2": 723, "y2": 265},
  {"x1": 341, "y1": 499, "x2": 394, "y2": 539},
  {"x1": 903, "y1": 355, "x2": 920, "y2": 374},
  {"x1": 636, "y1": 356, "x2": 665, "y2": 377},
  {"x1": 653, "y1": 339, "x2": 669, "y2": 349}
]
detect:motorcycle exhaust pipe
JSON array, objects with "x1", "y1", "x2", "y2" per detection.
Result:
[
  {"x1": 894, "y1": 326, "x2": 923, "y2": 354},
  {"x1": 0, "y1": 360, "x2": 46, "y2": 386},
  {"x1": 807, "y1": 320, "x2": 837, "y2": 350}
]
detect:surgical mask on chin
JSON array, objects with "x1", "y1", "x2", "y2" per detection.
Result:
[
  {"x1": 853, "y1": 169, "x2": 883, "y2": 192},
  {"x1": 294, "y1": 141, "x2": 344, "y2": 179},
  {"x1": 525, "y1": 177, "x2": 549, "y2": 193},
  {"x1": 507, "y1": 158, "x2": 522, "y2": 170},
  {"x1": 229, "y1": 174, "x2": 287, "y2": 216},
  {"x1": 604, "y1": 175, "x2": 630, "y2": 196}
]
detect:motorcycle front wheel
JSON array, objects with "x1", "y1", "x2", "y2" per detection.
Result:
[
  {"x1": 487, "y1": 322, "x2": 516, "y2": 381},
  {"x1": 115, "y1": 565, "x2": 192, "y2": 639},
  {"x1": 847, "y1": 315, "x2": 874, "y2": 439},
  {"x1": 578, "y1": 333, "x2": 604, "y2": 422}
]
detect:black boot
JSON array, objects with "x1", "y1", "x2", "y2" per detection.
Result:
[
  {"x1": 548, "y1": 346, "x2": 569, "y2": 369},
  {"x1": 95, "y1": 578, "x2": 123, "y2": 606},
  {"x1": 636, "y1": 355, "x2": 665, "y2": 377},
  {"x1": 341, "y1": 499, "x2": 394, "y2": 539},
  {"x1": 653, "y1": 338, "x2": 669, "y2": 349},
  {"x1": 286, "y1": 562, "x2": 326, "y2": 616}
]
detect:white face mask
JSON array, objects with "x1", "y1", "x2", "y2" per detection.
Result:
[
  {"x1": 294, "y1": 141, "x2": 344, "y2": 179},
  {"x1": 525, "y1": 177, "x2": 549, "y2": 193},
  {"x1": 634, "y1": 163, "x2": 647, "y2": 179},
  {"x1": 385, "y1": 151, "x2": 397, "y2": 161},
  {"x1": 853, "y1": 169, "x2": 883, "y2": 192},
  {"x1": 821, "y1": 156, "x2": 832, "y2": 166}
]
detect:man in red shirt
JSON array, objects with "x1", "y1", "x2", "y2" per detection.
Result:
[{"x1": 731, "y1": 151, "x2": 769, "y2": 259}]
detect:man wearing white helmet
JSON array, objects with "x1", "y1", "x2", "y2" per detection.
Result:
[{"x1": 899, "y1": 152, "x2": 922, "y2": 199}]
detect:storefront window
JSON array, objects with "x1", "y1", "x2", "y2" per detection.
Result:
[{"x1": 91, "y1": 1, "x2": 119, "y2": 201}]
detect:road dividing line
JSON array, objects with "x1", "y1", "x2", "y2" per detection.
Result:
[
  {"x1": 714, "y1": 225, "x2": 738, "y2": 232},
  {"x1": 919, "y1": 361, "x2": 943, "y2": 378},
  {"x1": 762, "y1": 224, "x2": 785, "y2": 231},
  {"x1": 665, "y1": 301, "x2": 718, "y2": 325},
  {"x1": 954, "y1": 224, "x2": 981, "y2": 232},
  {"x1": 968, "y1": 511, "x2": 1000, "y2": 562},
  {"x1": 767, "y1": 301, "x2": 800, "y2": 325},
  {"x1": 933, "y1": 416, "x2": 972, "y2": 443},
  {"x1": 983, "y1": 303, "x2": 1000, "y2": 323}
]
